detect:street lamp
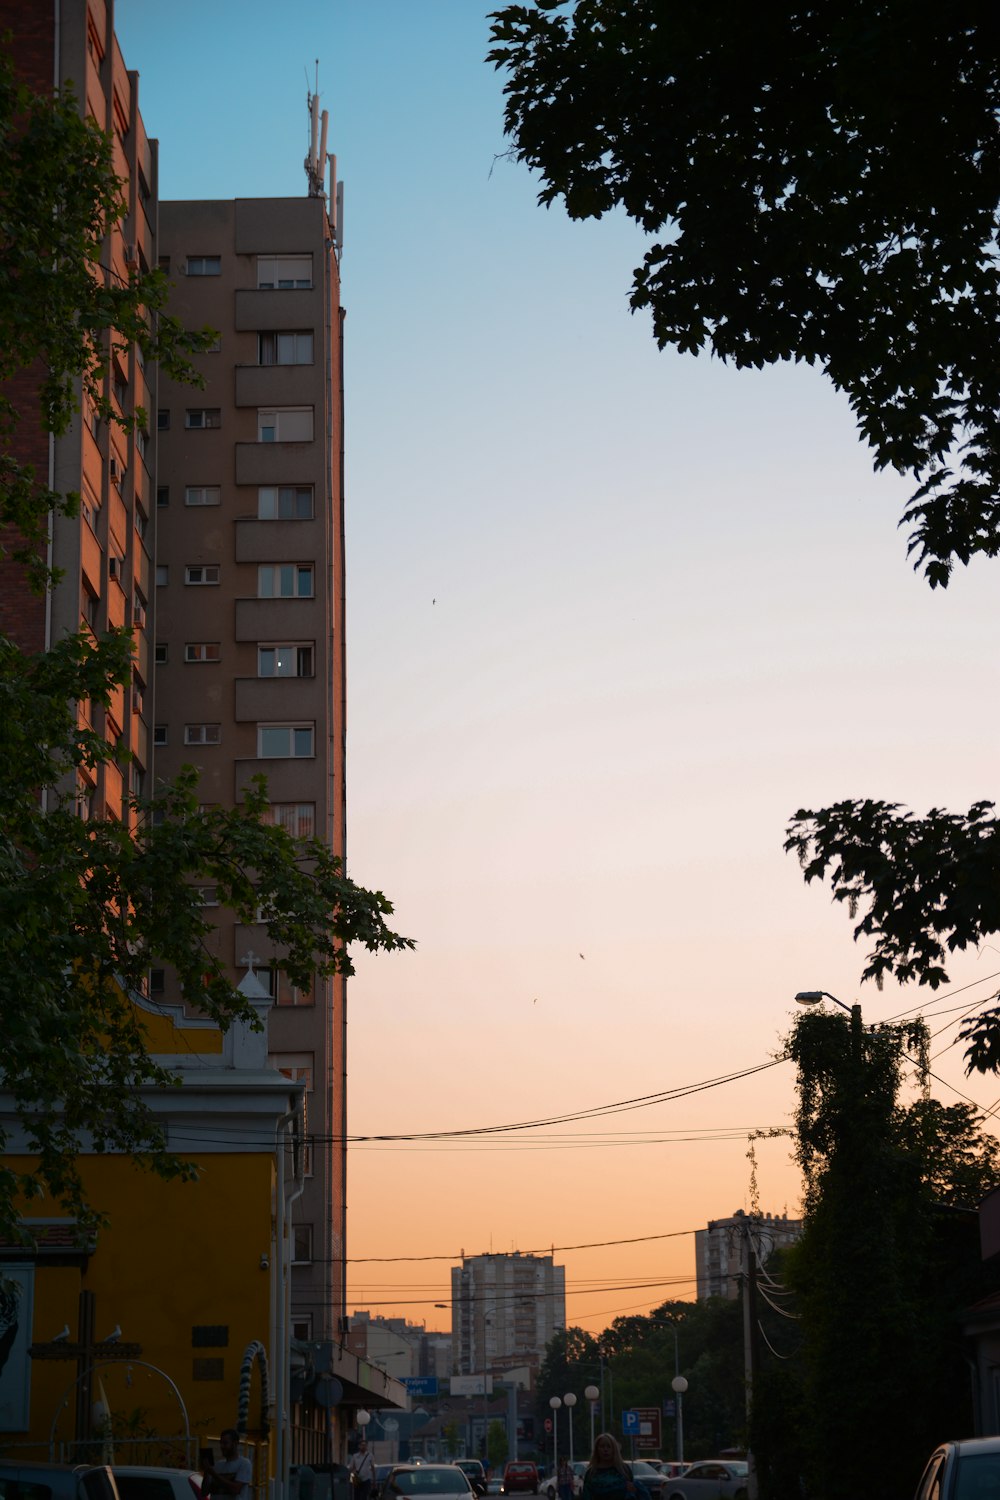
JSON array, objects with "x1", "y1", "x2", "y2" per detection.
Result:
[
  {"x1": 670, "y1": 1378, "x2": 687, "y2": 1466},
  {"x1": 357, "y1": 1409, "x2": 371, "y2": 1450},
  {"x1": 549, "y1": 1396, "x2": 561, "y2": 1480},
  {"x1": 563, "y1": 1393, "x2": 576, "y2": 1466},
  {"x1": 795, "y1": 989, "x2": 863, "y2": 1054},
  {"x1": 584, "y1": 1386, "x2": 600, "y2": 1454}
]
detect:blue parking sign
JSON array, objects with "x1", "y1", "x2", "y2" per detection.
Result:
[{"x1": 622, "y1": 1409, "x2": 640, "y2": 1435}]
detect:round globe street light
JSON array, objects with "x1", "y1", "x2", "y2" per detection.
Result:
[
  {"x1": 549, "y1": 1396, "x2": 562, "y2": 1483},
  {"x1": 563, "y1": 1393, "x2": 577, "y2": 1466},
  {"x1": 584, "y1": 1386, "x2": 600, "y2": 1455},
  {"x1": 356, "y1": 1409, "x2": 371, "y2": 1452},
  {"x1": 670, "y1": 1377, "x2": 687, "y2": 1466}
]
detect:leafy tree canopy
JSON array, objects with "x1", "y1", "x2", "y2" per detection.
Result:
[
  {"x1": 489, "y1": 1, "x2": 1000, "y2": 589},
  {"x1": 0, "y1": 48, "x2": 412, "y2": 1241}
]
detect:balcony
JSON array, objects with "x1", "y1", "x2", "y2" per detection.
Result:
[
  {"x1": 234, "y1": 676, "x2": 321, "y2": 722},
  {"x1": 234, "y1": 757, "x2": 325, "y2": 802},
  {"x1": 234, "y1": 598, "x2": 319, "y2": 642},
  {"x1": 234, "y1": 286, "x2": 322, "y2": 332},
  {"x1": 235, "y1": 364, "x2": 320, "y2": 408},
  {"x1": 234, "y1": 517, "x2": 323, "y2": 563},
  {"x1": 235, "y1": 441, "x2": 319, "y2": 486}
]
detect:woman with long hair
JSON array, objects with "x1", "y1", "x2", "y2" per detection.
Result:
[{"x1": 581, "y1": 1434, "x2": 636, "y2": 1500}]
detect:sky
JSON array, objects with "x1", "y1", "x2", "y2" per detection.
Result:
[{"x1": 116, "y1": 0, "x2": 1000, "y2": 1344}]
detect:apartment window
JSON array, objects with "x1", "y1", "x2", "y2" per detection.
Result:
[
  {"x1": 258, "y1": 331, "x2": 314, "y2": 366},
  {"x1": 257, "y1": 408, "x2": 312, "y2": 443},
  {"x1": 186, "y1": 408, "x2": 221, "y2": 430},
  {"x1": 185, "y1": 565, "x2": 220, "y2": 586},
  {"x1": 133, "y1": 589, "x2": 147, "y2": 627},
  {"x1": 291, "y1": 1316, "x2": 313, "y2": 1342},
  {"x1": 257, "y1": 485, "x2": 313, "y2": 520},
  {"x1": 262, "y1": 802, "x2": 316, "y2": 839},
  {"x1": 257, "y1": 254, "x2": 312, "y2": 289},
  {"x1": 132, "y1": 677, "x2": 145, "y2": 717},
  {"x1": 137, "y1": 429, "x2": 149, "y2": 461},
  {"x1": 184, "y1": 486, "x2": 221, "y2": 507},
  {"x1": 154, "y1": 642, "x2": 168, "y2": 665},
  {"x1": 195, "y1": 886, "x2": 219, "y2": 906},
  {"x1": 153, "y1": 725, "x2": 168, "y2": 747},
  {"x1": 157, "y1": 409, "x2": 170, "y2": 431},
  {"x1": 292, "y1": 1225, "x2": 313, "y2": 1264},
  {"x1": 184, "y1": 643, "x2": 221, "y2": 663},
  {"x1": 258, "y1": 644, "x2": 314, "y2": 678},
  {"x1": 187, "y1": 255, "x2": 221, "y2": 276},
  {"x1": 134, "y1": 506, "x2": 148, "y2": 542},
  {"x1": 112, "y1": 358, "x2": 127, "y2": 408},
  {"x1": 132, "y1": 764, "x2": 146, "y2": 798},
  {"x1": 157, "y1": 486, "x2": 169, "y2": 508},
  {"x1": 149, "y1": 968, "x2": 166, "y2": 996},
  {"x1": 257, "y1": 564, "x2": 313, "y2": 598},
  {"x1": 184, "y1": 724, "x2": 221, "y2": 745},
  {"x1": 257, "y1": 724, "x2": 314, "y2": 758},
  {"x1": 155, "y1": 565, "x2": 168, "y2": 586},
  {"x1": 82, "y1": 587, "x2": 99, "y2": 630}
]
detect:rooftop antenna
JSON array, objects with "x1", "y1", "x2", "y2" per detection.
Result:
[{"x1": 305, "y1": 59, "x2": 326, "y2": 198}]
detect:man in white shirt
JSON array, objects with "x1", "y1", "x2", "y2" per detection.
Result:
[
  {"x1": 204, "y1": 1428, "x2": 253, "y2": 1500},
  {"x1": 349, "y1": 1439, "x2": 375, "y2": 1500}
]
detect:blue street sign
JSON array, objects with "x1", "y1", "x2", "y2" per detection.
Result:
[
  {"x1": 403, "y1": 1376, "x2": 439, "y2": 1396},
  {"x1": 622, "y1": 1409, "x2": 640, "y2": 1435}
]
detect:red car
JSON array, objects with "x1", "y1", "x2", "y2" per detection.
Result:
[{"x1": 502, "y1": 1464, "x2": 539, "y2": 1495}]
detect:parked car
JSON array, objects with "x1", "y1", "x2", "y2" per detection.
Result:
[
  {"x1": 454, "y1": 1463, "x2": 487, "y2": 1497},
  {"x1": 501, "y1": 1464, "x2": 539, "y2": 1496},
  {"x1": 913, "y1": 1437, "x2": 1000, "y2": 1499},
  {"x1": 374, "y1": 1467, "x2": 395, "y2": 1500},
  {"x1": 0, "y1": 1464, "x2": 120, "y2": 1500},
  {"x1": 113, "y1": 1469, "x2": 203, "y2": 1500},
  {"x1": 627, "y1": 1462, "x2": 667, "y2": 1498},
  {"x1": 664, "y1": 1460, "x2": 748, "y2": 1500},
  {"x1": 486, "y1": 1482, "x2": 504, "y2": 1496},
  {"x1": 537, "y1": 1470, "x2": 581, "y2": 1500},
  {"x1": 382, "y1": 1468, "x2": 476, "y2": 1500}
]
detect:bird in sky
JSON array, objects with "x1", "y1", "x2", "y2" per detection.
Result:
[{"x1": 579, "y1": 953, "x2": 585, "y2": 960}]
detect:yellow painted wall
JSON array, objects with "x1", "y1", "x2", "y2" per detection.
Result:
[{"x1": 5, "y1": 1150, "x2": 276, "y2": 1462}]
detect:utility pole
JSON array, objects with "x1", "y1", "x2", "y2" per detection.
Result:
[{"x1": 741, "y1": 1226, "x2": 760, "y2": 1500}]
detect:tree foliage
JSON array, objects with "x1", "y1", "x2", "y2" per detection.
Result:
[
  {"x1": 0, "y1": 48, "x2": 412, "y2": 1242},
  {"x1": 489, "y1": 3, "x2": 1000, "y2": 1066},
  {"x1": 780, "y1": 1010, "x2": 996, "y2": 1500},
  {"x1": 489, "y1": 0, "x2": 1000, "y2": 588},
  {"x1": 786, "y1": 798, "x2": 1000, "y2": 1067}
]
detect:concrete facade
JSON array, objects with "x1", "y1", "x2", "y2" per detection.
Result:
[
  {"x1": 1, "y1": 0, "x2": 158, "y2": 824},
  {"x1": 695, "y1": 1209, "x2": 802, "y2": 1300},
  {"x1": 153, "y1": 195, "x2": 347, "y2": 1351},
  {"x1": 451, "y1": 1254, "x2": 566, "y2": 1376}
]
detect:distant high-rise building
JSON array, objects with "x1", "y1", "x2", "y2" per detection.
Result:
[
  {"x1": 452, "y1": 1252, "x2": 566, "y2": 1374},
  {"x1": 154, "y1": 189, "x2": 347, "y2": 1344},
  {"x1": 695, "y1": 1209, "x2": 802, "y2": 1300}
]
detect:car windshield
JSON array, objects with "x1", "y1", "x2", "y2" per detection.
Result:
[
  {"x1": 956, "y1": 1456, "x2": 1000, "y2": 1499},
  {"x1": 389, "y1": 1476, "x2": 469, "y2": 1496}
]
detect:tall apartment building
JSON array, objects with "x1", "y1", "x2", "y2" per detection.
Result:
[
  {"x1": 452, "y1": 1253, "x2": 566, "y2": 1375},
  {"x1": 0, "y1": 0, "x2": 157, "y2": 822},
  {"x1": 154, "y1": 194, "x2": 347, "y2": 1346},
  {"x1": 695, "y1": 1209, "x2": 802, "y2": 1300}
]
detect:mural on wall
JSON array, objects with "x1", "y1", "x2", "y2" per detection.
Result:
[{"x1": 0, "y1": 1264, "x2": 33, "y2": 1431}]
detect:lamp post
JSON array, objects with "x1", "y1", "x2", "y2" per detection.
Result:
[
  {"x1": 563, "y1": 1393, "x2": 576, "y2": 1466},
  {"x1": 584, "y1": 1386, "x2": 599, "y2": 1454},
  {"x1": 794, "y1": 989, "x2": 863, "y2": 1054},
  {"x1": 357, "y1": 1409, "x2": 371, "y2": 1454},
  {"x1": 549, "y1": 1396, "x2": 561, "y2": 1481},
  {"x1": 670, "y1": 1378, "x2": 687, "y2": 1466}
]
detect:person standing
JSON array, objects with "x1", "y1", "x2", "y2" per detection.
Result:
[
  {"x1": 581, "y1": 1435, "x2": 636, "y2": 1500},
  {"x1": 558, "y1": 1457, "x2": 575, "y2": 1500},
  {"x1": 203, "y1": 1429, "x2": 253, "y2": 1500},
  {"x1": 350, "y1": 1438, "x2": 376, "y2": 1500}
]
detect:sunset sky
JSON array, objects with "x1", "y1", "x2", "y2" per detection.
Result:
[{"x1": 118, "y1": 0, "x2": 1000, "y2": 1343}]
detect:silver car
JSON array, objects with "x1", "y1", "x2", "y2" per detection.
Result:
[
  {"x1": 383, "y1": 1467, "x2": 476, "y2": 1500},
  {"x1": 664, "y1": 1460, "x2": 748, "y2": 1500}
]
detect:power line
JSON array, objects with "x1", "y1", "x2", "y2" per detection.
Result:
[{"x1": 347, "y1": 1227, "x2": 698, "y2": 1264}]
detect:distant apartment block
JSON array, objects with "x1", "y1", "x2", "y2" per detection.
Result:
[
  {"x1": 695, "y1": 1209, "x2": 802, "y2": 1300},
  {"x1": 154, "y1": 194, "x2": 347, "y2": 1346},
  {"x1": 452, "y1": 1252, "x2": 566, "y2": 1374}
]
